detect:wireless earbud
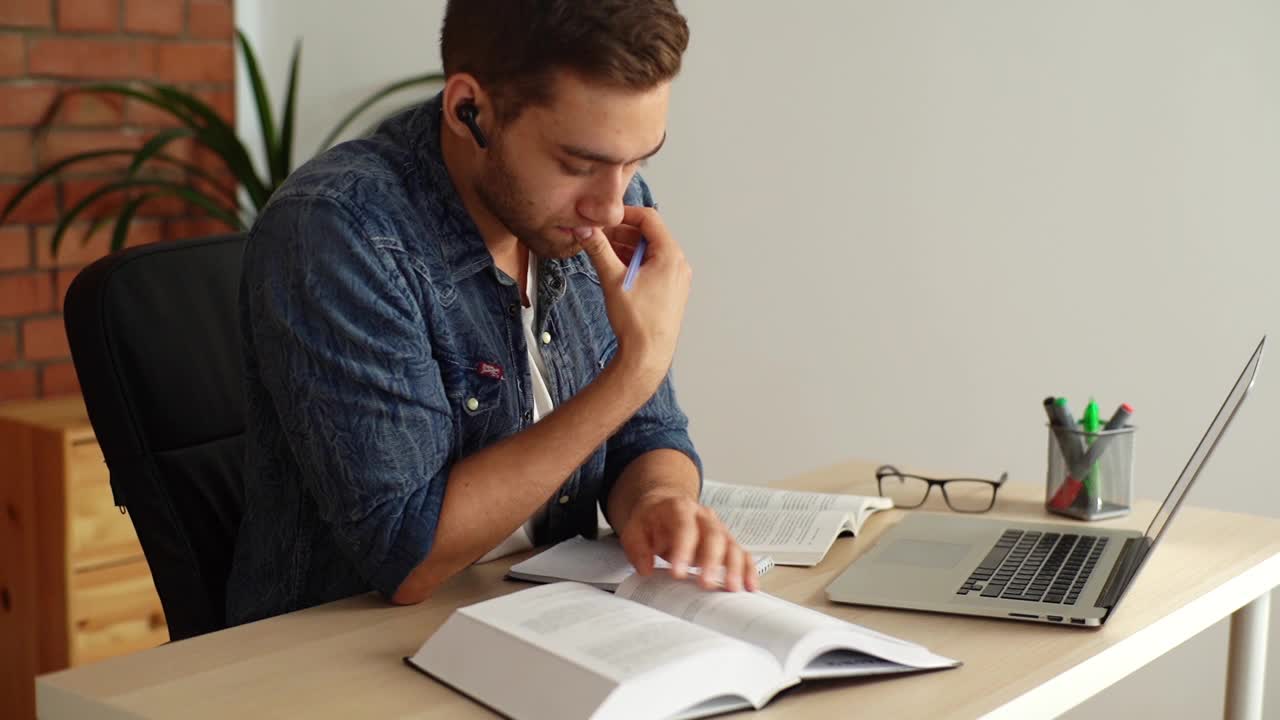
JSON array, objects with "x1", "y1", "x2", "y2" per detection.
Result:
[{"x1": 456, "y1": 102, "x2": 488, "y2": 149}]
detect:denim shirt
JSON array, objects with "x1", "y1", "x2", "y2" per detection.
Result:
[{"x1": 226, "y1": 94, "x2": 701, "y2": 625}]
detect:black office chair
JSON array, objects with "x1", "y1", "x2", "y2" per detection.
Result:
[{"x1": 63, "y1": 234, "x2": 247, "y2": 641}]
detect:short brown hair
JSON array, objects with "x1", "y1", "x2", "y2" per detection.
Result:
[{"x1": 441, "y1": 0, "x2": 689, "y2": 124}]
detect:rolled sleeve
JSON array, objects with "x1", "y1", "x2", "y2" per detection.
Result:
[
  {"x1": 600, "y1": 369, "x2": 704, "y2": 520},
  {"x1": 247, "y1": 194, "x2": 452, "y2": 597}
]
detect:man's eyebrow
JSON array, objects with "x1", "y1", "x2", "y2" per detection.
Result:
[{"x1": 559, "y1": 132, "x2": 666, "y2": 165}]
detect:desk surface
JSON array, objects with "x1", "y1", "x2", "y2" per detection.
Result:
[{"x1": 37, "y1": 460, "x2": 1280, "y2": 719}]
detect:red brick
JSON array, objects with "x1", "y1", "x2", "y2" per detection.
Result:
[
  {"x1": 41, "y1": 360, "x2": 80, "y2": 396},
  {"x1": 0, "y1": 84, "x2": 59, "y2": 127},
  {"x1": 132, "y1": 39, "x2": 160, "y2": 80},
  {"x1": 35, "y1": 220, "x2": 164, "y2": 268},
  {"x1": 188, "y1": 1, "x2": 232, "y2": 40},
  {"x1": 0, "y1": 322, "x2": 16, "y2": 363},
  {"x1": 195, "y1": 88, "x2": 235, "y2": 123},
  {"x1": 21, "y1": 315, "x2": 68, "y2": 360},
  {"x1": 60, "y1": 177, "x2": 131, "y2": 217},
  {"x1": 28, "y1": 38, "x2": 140, "y2": 80},
  {"x1": 57, "y1": 0, "x2": 119, "y2": 32},
  {"x1": 124, "y1": 0, "x2": 184, "y2": 36},
  {"x1": 156, "y1": 43, "x2": 233, "y2": 85},
  {"x1": 166, "y1": 216, "x2": 235, "y2": 239},
  {"x1": 125, "y1": 96, "x2": 185, "y2": 128},
  {"x1": 0, "y1": 367, "x2": 39, "y2": 402},
  {"x1": 0, "y1": 35, "x2": 25, "y2": 78},
  {"x1": 0, "y1": 131, "x2": 35, "y2": 175},
  {"x1": 38, "y1": 129, "x2": 142, "y2": 172},
  {"x1": 0, "y1": 182, "x2": 59, "y2": 224},
  {"x1": 0, "y1": 272, "x2": 53, "y2": 318},
  {"x1": 0, "y1": 227, "x2": 30, "y2": 270},
  {"x1": 134, "y1": 192, "x2": 189, "y2": 217},
  {"x1": 54, "y1": 267, "x2": 79, "y2": 311},
  {"x1": 51, "y1": 91, "x2": 125, "y2": 127},
  {"x1": 0, "y1": 0, "x2": 52, "y2": 29}
]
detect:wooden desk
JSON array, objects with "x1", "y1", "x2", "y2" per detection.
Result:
[{"x1": 36, "y1": 460, "x2": 1280, "y2": 719}]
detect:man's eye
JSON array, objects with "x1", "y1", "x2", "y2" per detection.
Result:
[{"x1": 561, "y1": 162, "x2": 593, "y2": 177}]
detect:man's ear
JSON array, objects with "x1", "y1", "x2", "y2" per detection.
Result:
[{"x1": 442, "y1": 73, "x2": 492, "y2": 148}]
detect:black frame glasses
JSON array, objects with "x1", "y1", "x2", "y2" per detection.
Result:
[{"x1": 875, "y1": 464, "x2": 1008, "y2": 513}]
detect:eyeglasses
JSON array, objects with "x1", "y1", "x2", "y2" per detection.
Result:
[{"x1": 875, "y1": 464, "x2": 1008, "y2": 513}]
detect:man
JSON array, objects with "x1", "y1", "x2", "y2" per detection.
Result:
[{"x1": 226, "y1": 0, "x2": 755, "y2": 626}]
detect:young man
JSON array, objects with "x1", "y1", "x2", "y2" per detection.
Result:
[{"x1": 225, "y1": 0, "x2": 756, "y2": 625}]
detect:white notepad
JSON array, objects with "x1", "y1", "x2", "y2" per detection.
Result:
[{"x1": 507, "y1": 536, "x2": 775, "y2": 592}]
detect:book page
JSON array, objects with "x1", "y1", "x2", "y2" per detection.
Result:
[
  {"x1": 459, "y1": 581, "x2": 759, "y2": 683},
  {"x1": 702, "y1": 480, "x2": 892, "y2": 518},
  {"x1": 714, "y1": 507, "x2": 847, "y2": 558},
  {"x1": 616, "y1": 574, "x2": 957, "y2": 677},
  {"x1": 411, "y1": 582, "x2": 786, "y2": 720}
]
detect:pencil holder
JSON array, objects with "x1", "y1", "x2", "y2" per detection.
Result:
[{"x1": 1045, "y1": 424, "x2": 1134, "y2": 521}]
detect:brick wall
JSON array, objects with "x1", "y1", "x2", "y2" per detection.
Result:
[{"x1": 0, "y1": 0, "x2": 235, "y2": 403}]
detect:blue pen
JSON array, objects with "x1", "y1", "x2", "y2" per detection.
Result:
[{"x1": 623, "y1": 237, "x2": 647, "y2": 291}]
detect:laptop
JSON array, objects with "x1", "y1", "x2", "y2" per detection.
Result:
[{"x1": 826, "y1": 336, "x2": 1265, "y2": 627}]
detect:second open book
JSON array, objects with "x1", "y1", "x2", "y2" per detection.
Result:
[{"x1": 409, "y1": 574, "x2": 958, "y2": 720}]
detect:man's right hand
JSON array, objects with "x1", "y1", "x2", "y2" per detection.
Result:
[{"x1": 580, "y1": 205, "x2": 692, "y2": 393}]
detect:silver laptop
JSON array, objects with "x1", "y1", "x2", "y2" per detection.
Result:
[{"x1": 827, "y1": 337, "x2": 1265, "y2": 627}]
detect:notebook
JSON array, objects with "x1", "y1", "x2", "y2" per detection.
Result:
[{"x1": 507, "y1": 535, "x2": 774, "y2": 592}]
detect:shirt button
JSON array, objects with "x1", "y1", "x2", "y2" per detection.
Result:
[
  {"x1": 465, "y1": 397, "x2": 479, "y2": 411},
  {"x1": 558, "y1": 495, "x2": 570, "y2": 504},
  {"x1": 541, "y1": 331, "x2": 552, "y2": 345},
  {"x1": 508, "y1": 304, "x2": 518, "y2": 317},
  {"x1": 523, "y1": 410, "x2": 533, "y2": 423}
]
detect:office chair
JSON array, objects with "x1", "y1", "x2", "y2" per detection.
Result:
[{"x1": 63, "y1": 234, "x2": 246, "y2": 641}]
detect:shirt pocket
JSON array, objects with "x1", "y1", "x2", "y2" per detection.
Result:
[{"x1": 439, "y1": 358, "x2": 507, "y2": 453}]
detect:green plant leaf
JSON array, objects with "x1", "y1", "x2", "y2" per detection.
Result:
[
  {"x1": 128, "y1": 127, "x2": 196, "y2": 176},
  {"x1": 0, "y1": 149, "x2": 134, "y2": 223},
  {"x1": 79, "y1": 82, "x2": 199, "y2": 127},
  {"x1": 237, "y1": 29, "x2": 280, "y2": 188},
  {"x1": 111, "y1": 193, "x2": 154, "y2": 252},
  {"x1": 317, "y1": 72, "x2": 445, "y2": 153},
  {"x1": 149, "y1": 83, "x2": 272, "y2": 209},
  {"x1": 278, "y1": 40, "x2": 302, "y2": 185},
  {"x1": 51, "y1": 179, "x2": 242, "y2": 257}
]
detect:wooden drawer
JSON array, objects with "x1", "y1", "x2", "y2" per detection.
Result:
[
  {"x1": 68, "y1": 559, "x2": 168, "y2": 666},
  {"x1": 66, "y1": 440, "x2": 143, "y2": 570}
]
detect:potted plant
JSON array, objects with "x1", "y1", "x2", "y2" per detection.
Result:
[{"x1": 0, "y1": 30, "x2": 443, "y2": 254}]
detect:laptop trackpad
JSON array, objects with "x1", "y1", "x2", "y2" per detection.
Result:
[{"x1": 877, "y1": 539, "x2": 972, "y2": 569}]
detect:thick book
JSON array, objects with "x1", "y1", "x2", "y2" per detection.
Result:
[
  {"x1": 407, "y1": 576, "x2": 958, "y2": 720},
  {"x1": 506, "y1": 536, "x2": 775, "y2": 591},
  {"x1": 700, "y1": 480, "x2": 894, "y2": 566}
]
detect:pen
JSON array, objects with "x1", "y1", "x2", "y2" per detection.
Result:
[{"x1": 623, "y1": 237, "x2": 647, "y2": 291}]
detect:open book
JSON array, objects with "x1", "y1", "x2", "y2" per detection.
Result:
[
  {"x1": 700, "y1": 480, "x2": 893, "y2": 566},
  {"x1": 408, "y1": 576, "x2": 958, "y2": 720},
  {"x1": 506, "y1": 536, "x2": 774, "y2": 591}
]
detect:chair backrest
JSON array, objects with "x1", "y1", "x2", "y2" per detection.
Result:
[{"x1": 64, "y1": 234, "x2": 246, "y2": 640}]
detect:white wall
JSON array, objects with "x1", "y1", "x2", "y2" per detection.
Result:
[{"x1": 238, "y1": 1, "x2": 1280, "y2": 716}]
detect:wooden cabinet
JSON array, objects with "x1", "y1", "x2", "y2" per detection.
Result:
[{"x1": 0, "y1": 395, "x2": 168, "y2": 719}]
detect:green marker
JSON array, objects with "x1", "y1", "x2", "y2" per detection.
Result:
[{"x1": 1082, "y1": 398, "x2": 1101, "y2": 501}]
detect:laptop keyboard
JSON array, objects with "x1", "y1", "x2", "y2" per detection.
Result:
[{"x1": 956, "y1": 529, "x2": 1109, "y2": 605}]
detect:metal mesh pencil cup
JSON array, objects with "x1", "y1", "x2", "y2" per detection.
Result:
[{"x1": 1045, "y1": 424, "x2": 1135, "y2": 521}]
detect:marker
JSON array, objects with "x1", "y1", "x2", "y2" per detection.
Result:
[
  {"x1": 1104, "y1": 402, "x2": 1135, "y2": 431},
  {"x1": 623, "y1": 237, "x2": 647, "y2": 291},
  {"x1": 1081, "y1": 398, "x2": 1102, "y2": 501},
  {"x1": 1072, "y1": 402, "x2": 1136, "y2": 475},
  {"x1": 1046, "y1": 397, "x2": 1085, "y2": 510}
]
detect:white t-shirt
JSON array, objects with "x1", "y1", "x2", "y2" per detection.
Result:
[{"x1": 475, "y1": 253, "x2": 555, "y2": 563}]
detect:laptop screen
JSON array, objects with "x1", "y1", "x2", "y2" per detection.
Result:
[{"x1": 1142, "y1": 337, "x2": 1265, "y2": 546}]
